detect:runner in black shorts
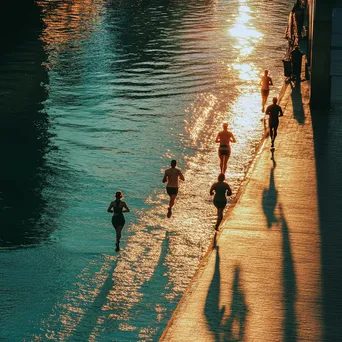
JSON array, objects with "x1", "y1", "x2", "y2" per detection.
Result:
[
  {"x1": 265, "y1": 97, "x2": 283, "y2": 147},
  {"x1": 163, "y1": 160, "x2": 185, "y2": 218},
  {"x1": 107, "y1": 191, "x2": 130, "y2": 252},
  {"x1": 166, "y1": 187, "x2": 178, "y2": 196},
  {"x1": 215, "y1": 122, "x2": 236, "y2": 174},
  {"x1": 210, "y1": 173, "x2": 232, "y2": 230}
]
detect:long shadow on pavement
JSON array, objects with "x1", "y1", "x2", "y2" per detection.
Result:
[
  {"x1": 279, "y1": 204, "x2": 298, "y2": 342},
  {"x1": 204, "y1": 247, "x2": 247, "y2": 341},
  {"x1": 291, "y1": 82, "x2": 305, "y2": 125},
  {"x1": 311, "y1": 106, "x2": 342, "y2": 341},
  {"x1": 262, "y1": 166, "x2": 298, "y2": 341},
  {"x1": 262, "y1": 165, "x2": 278, "y2": 229},
  {"x1": 222, "y1": 266, "x2": 248, "y2": 341},
  {"x1": 204, "y1": 246, "x2": 224, "y2": 342}
]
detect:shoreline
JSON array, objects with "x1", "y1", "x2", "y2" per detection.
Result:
[{"x1": 159, "y1": 78, "x2": 290, "y2": 340}]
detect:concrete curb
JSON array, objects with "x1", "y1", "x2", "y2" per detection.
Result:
[{"x1": 159, "y1": 80, "x2": 290, "y2": 341}]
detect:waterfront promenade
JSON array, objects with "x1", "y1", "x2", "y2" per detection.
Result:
[{"x1": 160, "y1": 73, "x2": 342, "y2": 340}]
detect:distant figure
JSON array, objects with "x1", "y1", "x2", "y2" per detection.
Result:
[
  {"x1": 215, "y1": 122, "x2": 236, "y2": 174},
  {"x1": 210, "y1": 173, "x2": 232, "y2": 230},
  {"x1": 265, "y1": 97, "x2": 283, "y2": 148},
  {"x1": 162, "y1": 159, "x2": 185, "y2": 218},
  {"x1": 290, "y1": 46, "x2": 304, "y2": 82},
  {"x1": 260, "y1": 70, "x2": 273, "y2": 112},
  {"x1": 292, "y1": 2, "x2": 304, "y2": 39},
  {"x1": 107, "y1": 191, "x2": 130, "y2": 252}
]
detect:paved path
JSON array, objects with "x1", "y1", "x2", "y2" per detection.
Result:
[{"x1": 160, "y1": 74, "x2": 342, "y2": 341}]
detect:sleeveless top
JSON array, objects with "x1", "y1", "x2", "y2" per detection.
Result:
[{"x1": 113, "y1": 200, "x2": 124, "y2": 215}]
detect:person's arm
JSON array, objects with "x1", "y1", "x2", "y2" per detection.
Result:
[
  {"x1": 122, "y1": 202, "x2": 130, "y2": 213},
  {"x1": 107, "y1": 201, "x2": 114, "y2": 213},
  {"x1": 265, "y1": 106, "x2": 270, "y2": 115},
  {"x1": 215, "y1": 132, "x2": 220, "y2": 143},
  {"x1": 279, "y1": 106, "x2": 283, "y2": 117},
  {"x1": 179, "y1": 170, "x2": 185, "y2": 182},
  {"x1": 230, "y1": 133, "x2": 236, "y2": 143},
  {"x1": 226, "y1": 184, "x2": 232, "y2": 197},
  {"x1": 269, "y1": 77, "x2": 273, "y2": 86},
  {"x1": 162, "y1": 171, "x2": 167, "y2": 183},
  {"x1": 209, "y1": 183, "x2": 215, "y2": 196}
]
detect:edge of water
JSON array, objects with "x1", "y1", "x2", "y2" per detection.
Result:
[{"x1": 158, "y1": 79, "x2": 289, "y2": 341}]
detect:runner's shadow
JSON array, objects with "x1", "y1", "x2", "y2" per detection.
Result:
[
  {"x1": 222, "y1": 266, "x2": 248, "y2": 342},
  {"x1": 279, "y1": 204, "x2": 297, "y2": 341},
  {"x1": 291, "y1": 82, "x2": 305, "y2": 125},
  {"x1": 262, "y1": 165, "x2": 278, "y2": 229},
  {"x1": 67, "y1": 260, "x2": 116, "y2": 342},
  {"x1": 204, "y1": 246, "x2": 223, "y2": 342},
  {"x1": 204, "y1": 249, "x2": 248, "y2": 341}
]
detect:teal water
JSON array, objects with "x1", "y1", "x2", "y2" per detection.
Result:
[{"x1": 0, "y1": 0, "x2": 292, "y2": 340}]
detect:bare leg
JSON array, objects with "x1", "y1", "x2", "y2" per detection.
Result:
[
  {"x1": 262, "y1": 96, "x2": 267, "y2": 112},
  {"x1": 270, "y1": 127, "x2": 274, "y2": 146},
  {"x1": 216, "y1": 208, "x2": 224, "y2": 229},
  {"x1": 167, "y1": 194, "x2": 177, "y2": 218},
  {"x1": 273, "y1": 128, "x2": 278, "y2": 143},
  {"x1": 115, "y1": 226, "x2": 123, "y2": 251},
  {"x1": 222, "y1": 155, "x2": 228, "y2": 174},
  {"x1": 169, "y1": 194, "x2": 176, "y2": 208},
  {"x1": 219, "y1": 155, "x2": 224, "y2": 173}
]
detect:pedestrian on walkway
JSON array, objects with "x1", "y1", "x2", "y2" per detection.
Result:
[
  {"x1": 210, "y1": 173, "x2": 232, "y2": 230},
  {"x1": 292, "y1": 1, "x2": 304, "y2": 39},
  {"x1": 215, "y1": 122, "x2": 236, "y2": 174},
  {"x1": 162, "y1": 159, "x2": 185, "y2": 218},
  {"x1": 265, "y1": 97, "x2": 283, "y2": 148},
  {"x1": 290, "y1": 45, "x2": 304, "y2": 82},
  {"x1": 107, "y1": 190, "x2": 130, "y2": 252},
  {"x1": 260, "y1": 69, "x2": 273, "y2": 113}
]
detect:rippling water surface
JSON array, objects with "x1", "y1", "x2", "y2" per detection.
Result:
[{"x1": 1, "y1": 0, "x2": 292, "y2": 340}]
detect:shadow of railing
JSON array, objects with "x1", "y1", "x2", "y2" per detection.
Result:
[{"x1": 311, "y1": 106, "x2": 342, "y2": 341}]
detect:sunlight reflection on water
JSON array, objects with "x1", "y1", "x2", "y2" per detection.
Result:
[{"x1": 0, "y1": 0, "x2": 292, "y2": 340}]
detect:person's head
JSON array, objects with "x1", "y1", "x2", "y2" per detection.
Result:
[
  {"x1": 218, "y1": 173, "x2": 225, "y2": 182},
  {"x1": 264, "y1": 69, "x2": 269, "y2": 75},
  {"x1": 171, "y1": 159, "x2": 177, "y2": 168},
  {"x1": 222, "y1": 122, "x2": 228, "y2": 130},
  {"x1": 272, "y1": 97, "x2": 278, "y2": 104},
  {"x1": 115, "y1": 191, "x2": 123, "y2": 199}
]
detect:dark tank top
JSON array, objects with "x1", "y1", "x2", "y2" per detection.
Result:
[{"x1": 113, "y1": 200, "x2": 123, "y2": 215}]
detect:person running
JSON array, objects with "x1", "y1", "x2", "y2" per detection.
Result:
[
  {"x1": 107, "y1": 190, "x2": 130, "y2": 252},
  {"x1": 162, "y1": 159, "x2": 185, "y2": 218},
  {"x1": 215, "y1": 122, "x2": 236, "y2": 174},
  {"x1": 265, "y1": 97, "x2": 283, "y2": 148},
  {"x1": 260, "y1": 69, "x2": 273, "y2": 113},
  {"x1": 210, "y1": 173, "x2": 232, "y2": 230}
]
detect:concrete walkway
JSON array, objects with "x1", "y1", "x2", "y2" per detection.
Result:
[{"x1": 160, "y1": 73, "x2": 342, "y2": 341}]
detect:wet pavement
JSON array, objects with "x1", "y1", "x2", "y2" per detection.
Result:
[{"x1": 160, "y1": 67, "x2": 342, "y2": 341}]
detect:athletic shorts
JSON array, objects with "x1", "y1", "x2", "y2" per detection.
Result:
[
  {"x1": 112, "y1": 214, "x2": 125, "y2": 229},
  {"x1": 219, "y1": 144, "x2": 231, "y2": 157},
  {"x1": 167, "y1": 187, "x2": 178, "y2": 196},
  {"x1": 214, "y1": 199, "x2": 227, "y2": 209},
  {"x1": 269, "y1": 121, "x2": 279, "y2": 130},
  {"x1": 261, "y1": 89, "x2": 269, "y2": 97}
]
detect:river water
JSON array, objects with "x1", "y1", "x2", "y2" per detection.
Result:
[{"x1": 0, "y1": 0, "x2": 292, "y2": 340}]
